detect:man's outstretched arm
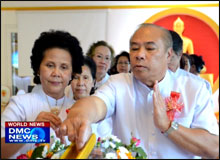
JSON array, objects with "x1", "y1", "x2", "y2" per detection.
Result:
[{"x1": 60, "y1": 96, "x2": 107, "y2": 150}]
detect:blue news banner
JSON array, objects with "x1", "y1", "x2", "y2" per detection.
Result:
[{"x1": 5, "y1": 121, "x2": 50, "y2": 143}]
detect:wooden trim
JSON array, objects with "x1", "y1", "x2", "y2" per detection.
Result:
[{"x1": 1, "y1": 3, "x2": 219, "y2": 11}]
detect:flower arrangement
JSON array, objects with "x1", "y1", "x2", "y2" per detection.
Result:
[
  {"x1": 88, "y1": 134, "x2": 147, "y2": 159},
  {"x1": 16, "y1": 136, "x2": 69, "y2": 159},
  {"x1": 16, "y1": 133, "x2": 147, "y2": 159},
  {"x1": 165, "y1": 91, "x2": 184, "y2": 121}
]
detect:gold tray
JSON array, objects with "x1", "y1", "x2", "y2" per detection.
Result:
[{"x1": 60, "y1": 133, "x2": 96, "y2": 159}]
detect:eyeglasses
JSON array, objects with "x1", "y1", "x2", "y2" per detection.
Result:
[{"x1": 117, "y1": 62, "x2": 130, "y2": 65}]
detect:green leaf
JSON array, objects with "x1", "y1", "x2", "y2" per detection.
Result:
[
  {"x1": 115, "y1": 142, "x2": 123, "y2": 148},
  {"x1": 31, "y1": 145, "x2": 44, "y2": 159},
  {"x1": 136, "y1": 147, "x2": 147, "y2": 159}
]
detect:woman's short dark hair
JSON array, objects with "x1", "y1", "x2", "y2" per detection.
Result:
[
  {"x1": 109, "y1": 51, "x2": 130, "y2": 75},
  {"x1": 86, "y1": 40, "x2": 115, "y2": 62},
  {"x1": 30, "y1": 30, "x2": 84, "y2": 84},
  {"x1": 115, "y1": 51, "x2": 130, "y2": 65},
  {"x1": 189, "y1": 54, "x2": 205, "y2": 73},
  {"x1": 82, "y1": 56, "x2": 97, "y2": 80}
]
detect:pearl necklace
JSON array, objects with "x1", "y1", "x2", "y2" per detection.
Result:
[{"x1": 45, "y1": 95, "x2": 65, "y2": 116}]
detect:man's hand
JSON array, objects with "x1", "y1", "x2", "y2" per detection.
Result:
[
  {"x1": 153, "y1": 80, "x2": 171, "y2": 132},
  {"x1": 35, "y1": 111, "x2": 62, "y2": 130},
  {"x1": 58, "y1": 96, "x2": 107, "y2": 151},
  {"x1": 59, "y1": 114, "x2": 92, "y2": 151}
]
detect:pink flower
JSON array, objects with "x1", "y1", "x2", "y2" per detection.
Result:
[
  {"x1": 97, "y1": 137, "x2": 101, "y2": 142},
  {"x1": 17, "y1": 154, "x2": 29, "y2": 159},
  {"x1": 132, "y1": 137, "x2": 141, "y2": 147},
  {"x1": 136, "y1": 139, "x2": 141, "y2": 147}
]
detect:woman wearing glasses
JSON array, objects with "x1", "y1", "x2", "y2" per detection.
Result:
[
  {"x1": 109, "y1": 51, "x2": 131, "y2": 75},
  {"x1": 86, "y1": 41, "x2": 115, "y2": 90}
]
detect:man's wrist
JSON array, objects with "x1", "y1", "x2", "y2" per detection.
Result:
[
  {"x1": 162, "y1": 121, "x2": 179, "y2": 136},
  {"x1": 161, "y1": 121, "x2": 172, "y2": 133}
]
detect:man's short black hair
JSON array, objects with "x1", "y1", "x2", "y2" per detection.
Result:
[{"x1": 169, "y1": 30, "x2": 183, "y2": 56}]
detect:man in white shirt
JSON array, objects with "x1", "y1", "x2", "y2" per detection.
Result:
[
  {"x1": 168, "y1": 30, "x2": 183, "y2": 73},
  {"x1": 168, "y1": 30, "x2": 212, "y2": 94},
  {"x1": 60, "y1": 23, "x2": 219, "y2": 159}
]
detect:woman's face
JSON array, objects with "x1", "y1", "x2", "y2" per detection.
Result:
[
  {"x1": 71, "y1": 65, "x2": 94, "y2": 100},
  {"x1": 183, "y1": 56, "x2": 191, "y2": 72},
  {"x1": 92, "y1": 46, "x2": 111, "y2": 79},
  {"x1": 39, "y1": 48, "x2": 72, "y2": 99},
  {"x1": 116, "y1": 56, "x2": 130, "y2": 73}
]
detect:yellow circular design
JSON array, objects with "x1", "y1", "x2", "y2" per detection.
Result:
[{"x1": 145, "y1": 8, "x2": 219, "y2": 38}]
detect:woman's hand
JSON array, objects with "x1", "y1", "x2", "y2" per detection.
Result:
[{"x1": 35, "y1": 111, "x2": 62, "y2": 130}]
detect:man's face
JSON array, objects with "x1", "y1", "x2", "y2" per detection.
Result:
[
  {"x1": 168, "y1": 50, "x2": 182, "y2": 72},
  {"x1": 130, "y1": 26, "x2": 172, "y2": 87}
]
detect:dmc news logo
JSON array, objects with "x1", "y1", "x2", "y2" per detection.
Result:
[{"x1": 5, "y1": 122, "x2": 50, "y2": 143}]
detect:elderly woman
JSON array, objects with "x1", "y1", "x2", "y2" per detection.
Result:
[
  {"x1": 68, "y1": 56, "x2": 112, "y2": 139},
  {"x1": 1, "y1": 30, "x2": 84, "y2": 159},
  {"x1": 109, "y1": 51, "x2": 131, "y2": 75},
  {"x1": 70, "y1": 56, "x2": 96, "y2": 100},
  {"x1": 86, "y1": 40, "x2": 115, "y2": 91}
]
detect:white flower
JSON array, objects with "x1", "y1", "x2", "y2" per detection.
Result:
[
  {"x1": 50, "y1": 142, "x2": 56, "y2": 150},
  {"x1": 42, "y1": 145, "x2": 48, "y2": 158},
  {"x1": 118, "y1": 152, "x2": 129, "y2": 159},
  {"x1": 102, "y1": 140, "x2": 110, "y2": 149},
  {"x1": 51, "y1": 153, "x2": 60, "y2": 159},
  {"x1": 59, "y1": 144, "x2": 65, "y2": 150},
  {"x1": 105, "y1": 152, "x2": 117, "y2": 159},
  {"x1": 55, "y1": 138, "x2": 61, "y2": 143},
  {"x1": 118, "y1": 146, "x2": 129, "y2": 159},
  {"x1": 118, "y1": 146, "x2": 129, "y2": 153},
  {"x1": 110, "y1": 135, "x2": 121, "y2": 143},
  {"x1": 102, "y1": 137, "x2": 108, "y2": 141},
  {"x1": 109, "y1": 141, "x2": 116, "y2": 149},
  {"x1": 50, "y1": 138, "x2": 61, "y2": 150}
]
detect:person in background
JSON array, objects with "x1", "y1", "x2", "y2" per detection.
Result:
[
  {"x1": 71, "y1": 56, "x2": 96, "y2": 101},
  {"x1": 109, "y1": 51, "x2": 131, "y2": 75},
  {"x1": 65, "y1": 56, "x2": 96, "y2": 99},
  {"x1": 69, "y1": 56, "x2": 112, "y2": 138},
  {"x1": 180, "y1": 53, "x2": 191, "y2": 72},
  {"x1": 169, "y1": 29, "x2": 212, "y2": 104},
  {"x1": 168, "y1": 30, "x2": 183, "y2": 72},
  {"x1": 67, "y1": 41, "x2": 114, "y2": 138},
  {"x1": 1, "y1": 30, "x2": 84, "y2": 159},
  {"x1": 189, "y1": 54, "x2": 205, "y2": 76},
  {"x1": 86, "y1": 40, "x2": 115, "y2": 91},
  {"x1": 59, "y1": 23, "x2": 219, "y2": 159}
]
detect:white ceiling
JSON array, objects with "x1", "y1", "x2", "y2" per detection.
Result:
[{"x1": 1, "y1": 1, "x2": 218, "y2": 8}]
